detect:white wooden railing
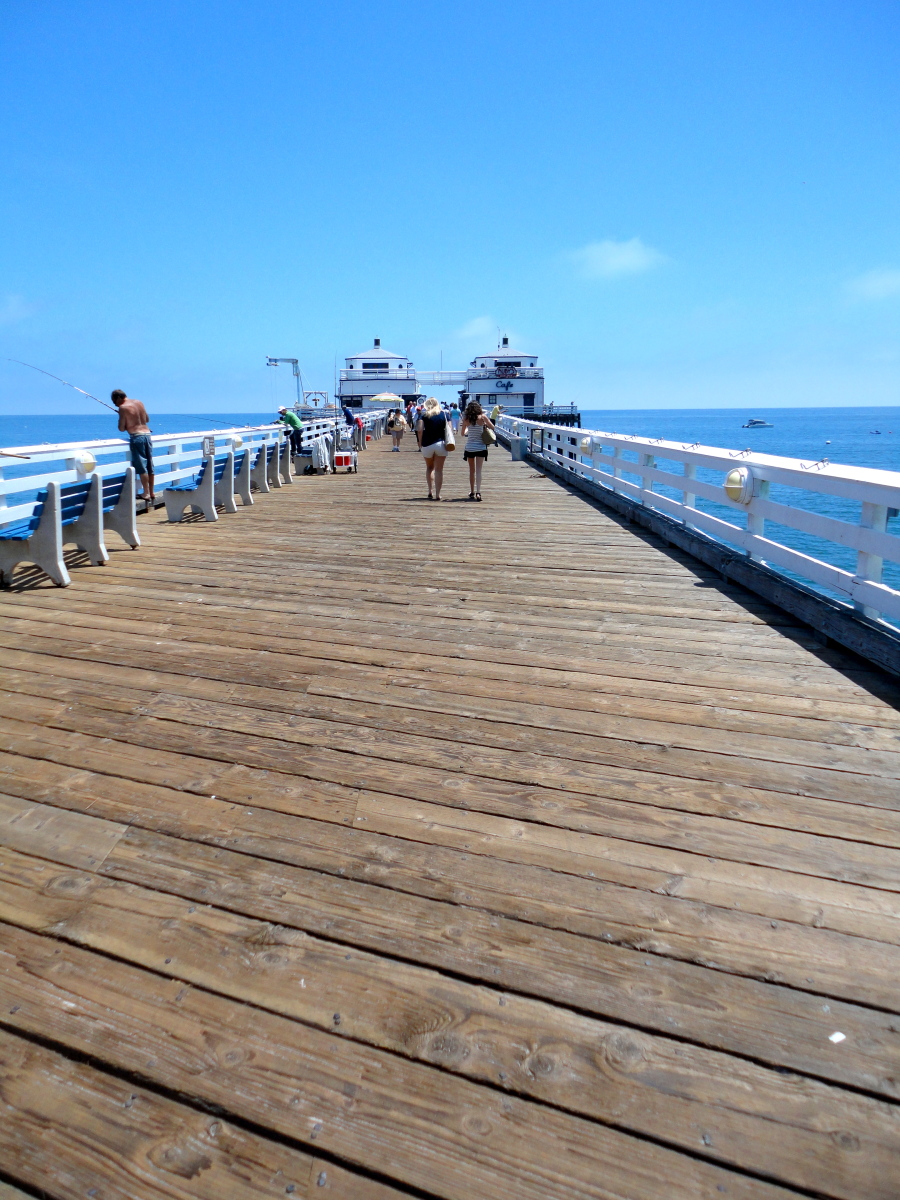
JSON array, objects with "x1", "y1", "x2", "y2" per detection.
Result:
[
  {"x1": 0, "y1": 411, "x2": 388, "y2": 524},
  {"x1": 500, "y1": 416, "x2": 900, "y2": 624}
]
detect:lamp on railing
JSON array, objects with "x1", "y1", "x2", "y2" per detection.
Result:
[
  {"x1": 77, "y1": 451, "x2": 97, "y2": 475},
  {"x1": 724, "y1": 466, "x2": 754, "y2": 505}
]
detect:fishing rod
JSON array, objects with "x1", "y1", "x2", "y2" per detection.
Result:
[
  {"x1": 9, "y1": 359, "x2": 117, "y2": 411},
  {"x1": 7, "y1": 360, "x2": 270, "y2": 433}
]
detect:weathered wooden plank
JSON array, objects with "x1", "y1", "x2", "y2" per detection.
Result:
[
  {"x1": 0, "y1": 1028, "x2": 407, "y2": 1200},
  {"x1": 4, "y1": 739, "x2": 899, "y2": 950},
  {"x1": 0, "y1": 949, "x2": 803, "y2": 1200},
  {"x1": 6, "y1": 581, "x2": 890, "y2": 710},
  {"x1": 5, "y1": 700, "x2": 900, "y2": 891},
  {"x1": 0, "y1": 791, "x2": 126, "y2": 871},
  {"x1": 4, "y1": 921, "x2": 898, "y2": 1199},
  {"x1": 0, "y1": 1182, "x2": 35, "y2": 1200},
  {"x1": 3, "y1": 788, "x2": 899, "y2": 1008},
  {"x1": 10, "y1": 603, "x2": 900, "y2": 750},
  {"x1": 2, "y1": 834, "x2": 897, "y2": 1099}
]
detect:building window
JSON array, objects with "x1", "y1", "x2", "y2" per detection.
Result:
[{"x1": 362, "y1": 362, "x2": 389, "y2": 370}]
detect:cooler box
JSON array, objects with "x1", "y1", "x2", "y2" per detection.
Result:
[{"x1": 334, "y1": 450, "x2": 358, "y2": 473}]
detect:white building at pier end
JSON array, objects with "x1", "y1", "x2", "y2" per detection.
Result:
[
  {"x1": 338, "y1": 339, "x2": 420, "y2": 409},
  {"x1": 464, "y1": 336, "x2": 544, "y2": 412},
  {"x1": 337, "y1": 335, "x2": 545, "y2": 413}
]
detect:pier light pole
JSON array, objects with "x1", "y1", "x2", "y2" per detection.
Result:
[{"x1": 266, "y1": 357, "x2": 303, "y2": 410}]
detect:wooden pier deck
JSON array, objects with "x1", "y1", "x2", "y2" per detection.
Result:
[{"x1": 2, "y1": 440, "x2": 900, "y2": 1200}]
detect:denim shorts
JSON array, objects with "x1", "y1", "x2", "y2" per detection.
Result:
[{"x1": 129, "y1": 434, "x2": 153, "y2": 475}]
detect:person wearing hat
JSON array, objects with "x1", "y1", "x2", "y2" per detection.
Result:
[{"x1": 277, "y1": 406, "x2": 304, "y2": 455}]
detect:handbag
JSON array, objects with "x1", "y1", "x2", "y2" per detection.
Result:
[
  {"x1": 443, "y1": 415, "x2": 456, "y2": 451},
  {"x1": 481, "y1": 421, "x2": 497, "y2": 447}
]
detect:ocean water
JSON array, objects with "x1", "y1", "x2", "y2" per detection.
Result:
[{"x1": 3, "y1": 407, "x2": 900, "y2": 619}]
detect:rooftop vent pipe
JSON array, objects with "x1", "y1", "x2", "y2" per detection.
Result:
[
  {"x1": 374, "y1": 338, "x2": 381, "y2": 347},
  {"x1": 502, "y1": 336, "x2": 509, "y2": 346}
]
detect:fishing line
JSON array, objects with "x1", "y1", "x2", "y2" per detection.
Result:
[
  {"x1": 8, "y1": 359, "x2": 117, "y2": 411},
  {"x1": 7, "y1": 360, "x2": 269, "y2": 432}
]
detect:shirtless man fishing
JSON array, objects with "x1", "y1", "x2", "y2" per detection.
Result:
[{"x1": 111, "y1": 389, "x2": 154, "y2": 504}]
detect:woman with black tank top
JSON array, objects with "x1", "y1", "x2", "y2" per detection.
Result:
[{"x1": 415, "y1": 396, "x2": 450, "y2": 500}]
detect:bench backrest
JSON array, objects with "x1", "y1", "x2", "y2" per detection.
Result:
[
  {"x1": 234, "y1": 451, "x2": 247, "y2": 473},
  {"x1": 213, "y1": 455, "x2": 229, "y2": 483},
  {"x1": 59, "y1": 480, "x2": 92, "y2": 527},
  {"x1": 0, "y1": 487, "x2": 49, "y2": 540},
  {"x1": 101, "y1": 473, "x2": 127, "y2": 512}
]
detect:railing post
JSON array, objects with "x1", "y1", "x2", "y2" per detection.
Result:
[
  {"x1": 682, "y1": 462, "x2": 696, "y2": 518},
  {"x1": 639, "y1": 453, "x2": 655, "y2": 506},
  {"x1": 855, "y1": 501, "x2": 888, "y2": 619},
  {"x1": 746, "y1": 479, "x2": 769, "y2": 559},
  {"x1": 611, "y1": 446, "x2": 623, "y2": 493}
]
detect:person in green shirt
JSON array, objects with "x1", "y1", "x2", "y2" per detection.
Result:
[{"x1": 277, "y1": 406, "x2": 304, "y2": 455}]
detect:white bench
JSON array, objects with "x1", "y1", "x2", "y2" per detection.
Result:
[{"x1": 163, "y1": 453, "x2": 236, "y2": 523}]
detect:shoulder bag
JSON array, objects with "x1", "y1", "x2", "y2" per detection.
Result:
[
  {"x1": 443, "y1": 415, "x2": 456, "y2": 451},
  {"x1": 481, "y1": 420, "x2": 497, "y2": 447}
]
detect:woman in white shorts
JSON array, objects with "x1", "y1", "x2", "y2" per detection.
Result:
[{"x1": 416, "y1": 396, "x2": 451, "y2": 500}]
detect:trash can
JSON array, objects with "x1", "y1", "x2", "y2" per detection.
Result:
[{"x1": 510, "y1": 435, "x2": 528, "y2": 461}]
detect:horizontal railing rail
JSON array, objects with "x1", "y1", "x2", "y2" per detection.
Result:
[
  {"x1": 499, "y1": 415, "x2": 900, "y2": 624},
  {"x1": 340, "y1": 369, "x2": 418, "y2": 381},
  {"x1": 0, "y1": 411, "x2": 387, "y2": 523},
  {"x1": 466, "y1": 368, "x2": 544, "y2": 380}
]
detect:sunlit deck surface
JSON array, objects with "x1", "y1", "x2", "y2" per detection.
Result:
[{"x1": 2, "y1": 440, "x2": 900, "y2": 1200}]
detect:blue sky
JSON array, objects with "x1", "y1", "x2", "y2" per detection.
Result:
[{"x1": 1, "y1": 0, "x2": 898, "y2": 413}]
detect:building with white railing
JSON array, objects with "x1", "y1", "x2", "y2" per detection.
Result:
[
  {"x1": 338, "y1": 339, "x2": 420, "y2": 409},
  {"x1": 463, "y1": 336, "x2": 545, "y2": 413},
  {"x1": 337, "y1": 335, "x2": 549, "y2": 415}
]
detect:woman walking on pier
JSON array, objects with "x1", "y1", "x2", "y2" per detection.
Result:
[
  {"x1": 416, "y1": 397, "x2": 451, "y2": 500},
  {"x1": 460, "y1": 400, "x2": 495, "y2": 501}
]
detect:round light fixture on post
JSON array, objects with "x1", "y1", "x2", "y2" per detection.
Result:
[
  {"x1": 78, "y1": 451, "x2": 97, "y2": 475},
  {"x1": 580, "y1": 436, "x2": 593, "y2": 454},
  {"x1": 232, "y1": 435, "x2": 244, "y2": 449},
  {"x1": 723, "y1": 466, "x2": 754, "y2": 504}
]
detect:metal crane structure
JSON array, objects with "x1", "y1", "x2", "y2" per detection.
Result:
[{"x1": 266, "y1": 357, "x2": 330, "y2": 410}]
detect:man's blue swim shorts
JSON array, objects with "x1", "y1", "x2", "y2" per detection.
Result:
[{"x1": 129, "y1": 434, "x2": 153, "y2": 475}]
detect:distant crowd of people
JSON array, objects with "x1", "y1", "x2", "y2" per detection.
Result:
[{"x1": 386, "y1": 398, "x2": 500, "y2": 501}]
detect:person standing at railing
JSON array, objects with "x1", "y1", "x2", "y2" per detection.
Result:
[
  {"x1": 111, "y1": 389, "x2": 155, "y2": 505},
  {"x1": 277, "y1": 406, "x2": 304, "y2": 456}
]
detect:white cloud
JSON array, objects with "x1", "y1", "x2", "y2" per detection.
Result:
[
  {"x1": 0, "y1": 294, "x2": 37, "y2": 325},
  {"x1": 455, "y1": 316, "x2": 496, "y2": 340},
  {"x1": 568, "y1": 237, "x2": 668, "y2": 279},
  {"x1": 845, "y1": 268, "x2": 900, "y2": 302}
]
